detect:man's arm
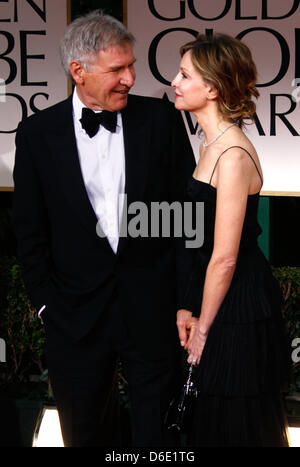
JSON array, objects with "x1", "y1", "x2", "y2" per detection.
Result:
[
  {"x1": 169, "y1": 107, "x2": 196, "y2": 310},
  {"x1": 12, "y1": 122, "x2": 53, "y2": 311}
]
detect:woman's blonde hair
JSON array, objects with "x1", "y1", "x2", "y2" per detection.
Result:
[{"x1": 180, "y1": 33, "x2": 259, "y2": 127}]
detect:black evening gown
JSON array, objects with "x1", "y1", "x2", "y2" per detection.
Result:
[{"x1": 184, "y1": 170, "x2": 290, "y2": 447}]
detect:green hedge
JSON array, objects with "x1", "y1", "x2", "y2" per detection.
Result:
[
  {"x1": 0, "y1": 257, "x2": 46, "y2": 398},
  {"x1": 272, "y1": 266, "x2": 300, "y2": 393}
]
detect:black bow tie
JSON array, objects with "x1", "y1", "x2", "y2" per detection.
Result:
[{"x1": 80, "y1": 107, "x2": 117, "y2": 137}]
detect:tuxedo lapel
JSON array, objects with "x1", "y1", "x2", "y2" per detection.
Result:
[
  {"x1": 121, "y1": 95, "x2": 151, "y2": 206},
  {"x1": 47, "y1": 96, "x2": 99, "y2": 236},
  {"x1": 117, "y1": 95, "x2": 152, "y2": 254}
]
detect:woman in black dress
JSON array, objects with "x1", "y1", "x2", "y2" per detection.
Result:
[{"x1": 173, "y1": 33, "x2": 290, "y2": 447}]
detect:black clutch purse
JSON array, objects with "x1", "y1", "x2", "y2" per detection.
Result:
[{"x1": 164, "y1": 364, "x2": 198, "y2": 434}]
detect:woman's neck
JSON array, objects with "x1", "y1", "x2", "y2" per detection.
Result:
[{"x1": 196, "y1": 111, "x2": 232, "y2": 146}]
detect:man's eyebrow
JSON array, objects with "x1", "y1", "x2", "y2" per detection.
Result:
[{"x1": 109, "y1": 58, "x2": 137, "y2": 71}]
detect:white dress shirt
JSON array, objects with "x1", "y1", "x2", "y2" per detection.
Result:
[{"x1": 72, "y1": 89, "x2": 126, "y2": 254}]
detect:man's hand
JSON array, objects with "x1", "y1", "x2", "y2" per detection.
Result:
[{"x1": 176, "y1": 309, "x2": 198, "y2": 349}]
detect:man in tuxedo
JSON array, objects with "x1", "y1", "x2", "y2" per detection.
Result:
[{"x1": 12, "y1": 11, "x2": 195, "y2": 447}]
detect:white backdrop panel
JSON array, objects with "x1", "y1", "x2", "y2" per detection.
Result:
[{"x1": 0, "y1": 0, "x2": 69, "y2": 188}]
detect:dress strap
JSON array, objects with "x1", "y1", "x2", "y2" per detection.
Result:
[{"x1": 208, "y1": 145, "x2": 263, "y2": 186}]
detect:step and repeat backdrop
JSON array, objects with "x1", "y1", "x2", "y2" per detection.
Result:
[
  {"x1": 126, "y1": 0, "x2": 300, "y2": 195},
  {"x1": 0, "y1": 0, "x2": 69, "y2": 189},
  {"x1": 0, "y1": 0, "x2": 299, "y2": 194}
]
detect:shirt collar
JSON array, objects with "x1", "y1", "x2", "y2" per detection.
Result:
[{"x1": 72, "y1": 88, "x2": 121, "y2": 130}]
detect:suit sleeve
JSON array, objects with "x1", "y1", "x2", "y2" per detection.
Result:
[
  {"x1": 169, "y1": 107, "x2": 196, "y2": 310},
  {"x1": 12, "y1": 122, "x2": 54, "y2": 311}
]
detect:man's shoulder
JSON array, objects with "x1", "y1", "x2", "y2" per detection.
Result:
[{"x1": 17, "y1": 96, "x2": 72, "y2": 133}]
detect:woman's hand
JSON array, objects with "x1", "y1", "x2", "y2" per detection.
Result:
[
  {"x1": 176, "y1": 309, "x2": 198, "y2": 349},
  {"x1": 186, "y1": 325, "x2": 208, "y2": 366}
]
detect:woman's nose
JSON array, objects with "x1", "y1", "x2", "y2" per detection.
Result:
[{"x1": 171, "y1": 73, "x2": 179, "y2": 88}]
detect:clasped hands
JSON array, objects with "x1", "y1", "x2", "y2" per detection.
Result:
[{"x1": 176, "y1": 309, "x2": 208, "y2": 366}]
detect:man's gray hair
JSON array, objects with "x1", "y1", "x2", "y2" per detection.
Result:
[{"x1": 60, "y1": 10, "x2": 135, "y2": 82}]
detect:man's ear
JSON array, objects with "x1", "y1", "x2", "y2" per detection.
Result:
[{"x1": 69, "y1": 61, "x2": 86, "y2": 85}]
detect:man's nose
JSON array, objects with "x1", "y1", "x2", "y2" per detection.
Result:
[{"x1": 120, "y1": 67, "x2": 136, "y2": 87}]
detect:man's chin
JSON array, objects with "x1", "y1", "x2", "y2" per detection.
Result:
[{"x1": 110, "y1": 94, "x2": 129, "y2": 112}]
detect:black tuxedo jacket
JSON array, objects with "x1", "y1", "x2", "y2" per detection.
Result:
[{"x1": 12, "y1": 93, "x2": 195, "y2": 358}]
